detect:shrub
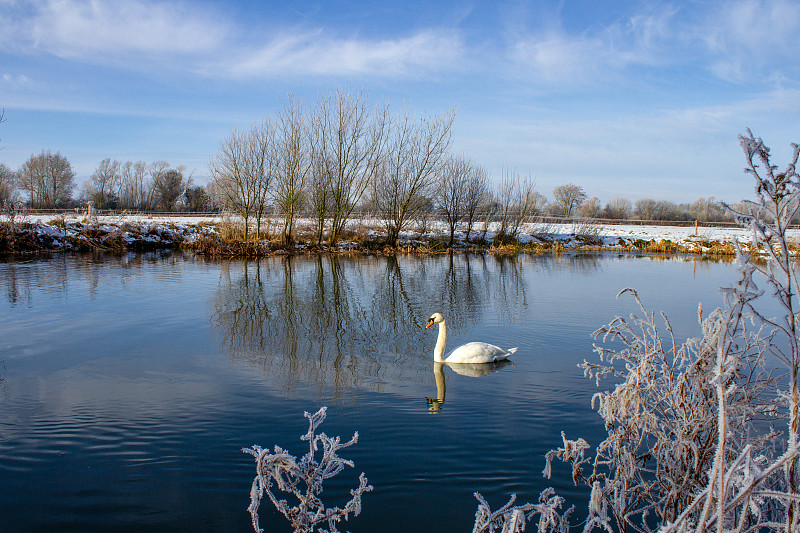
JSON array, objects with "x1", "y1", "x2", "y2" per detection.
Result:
[{"x1": 545, "y1": 130, "x2": 800, "y2": 532}]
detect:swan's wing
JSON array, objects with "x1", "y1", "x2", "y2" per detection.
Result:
[{"x1": 445, "y1": 342, "x2": 515, "y2": 364}]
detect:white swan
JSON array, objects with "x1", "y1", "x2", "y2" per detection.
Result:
[{"x1": 425, "y1": 312, "x2": 518, "y2": 363}]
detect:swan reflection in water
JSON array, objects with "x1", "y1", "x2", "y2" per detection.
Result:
[{"x1": 426, "y1": 360, "x2": 512, "y2": 411}]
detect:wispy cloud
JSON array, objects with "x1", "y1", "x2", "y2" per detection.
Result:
[
  {"x1": 506, "y1": 0, "x2": 800, "y2": 88},
  {"x1": 509, "y1": 5, "x2": 678, "y2": 85},
  {"x1": 224, "y1": 29, "x2": 463, "y2": 78},
  {"x1": 1, "y1": 72, "x2": 33, "y2": 89},
  {"x1": 1, "y1": 0, "x2": 225, "y2": 65},
  {"x1": 701, "y1": 0, "x2": 800, "y2": 81},
  {"x1": 0, "y1": 0, "x2": 464, "y2": 79}
]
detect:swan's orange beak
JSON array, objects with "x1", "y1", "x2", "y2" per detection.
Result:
[{"x1": 426, "y1": 318, "x2": 434, "y2": 329}]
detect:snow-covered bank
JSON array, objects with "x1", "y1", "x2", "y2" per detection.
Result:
[
  {"x1": 0, "y1": 215, "x2": 216, "y2": 253},
  {"x1": 2, "y1": 212, "x2": 797, "y2": 255}
]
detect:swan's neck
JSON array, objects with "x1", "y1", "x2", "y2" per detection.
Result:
[{"x1": 434, "y1": 321, "x2": 447, "y2": 362}]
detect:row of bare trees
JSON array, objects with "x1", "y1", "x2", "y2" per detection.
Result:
[
  {"x1": 81, "y1": 159, "x2": 206, "y2": 212},
  {"x1": 0, "y1": 149, "x2": 206, "y2": 211},
  {"x1": 209, "y1": 88, "x2": 554, "y2": 247},
  {"x1": 546, "y1": 184, "x2": 740, "y2": 223},
  {"x1": 210, "y1": 88, "x2": 462, "y2": 246},
  {"x1": 576, "y1": 194, "x2": 739, "y2": 222}
]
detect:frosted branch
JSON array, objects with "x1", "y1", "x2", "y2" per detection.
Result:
[{"x1": 242, "y1": 407, "x2": 372, "y2": 533}]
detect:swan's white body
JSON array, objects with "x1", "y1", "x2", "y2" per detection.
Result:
[{"x1": 426, "y1": 313, "x2": 518, "y2": 363}]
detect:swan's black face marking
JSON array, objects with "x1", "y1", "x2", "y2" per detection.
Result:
[{"x1": 426, "y1": 318, "x2": 435, "y2": 329}]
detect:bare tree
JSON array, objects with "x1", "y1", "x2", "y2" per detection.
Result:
[
  {"x1": 210, "y1": 127, "x2": 258, "y2": 239},
  {"x1": 312, "y1": 87, "x2": 387, "y2": 245},
  {"x1": 119, "y1": 160, "x2": 151, "y2": 210},
  {"x1": 464, "y1": 163, "x2": 489, "y2": 241},
  {"x1": 552, "y1": 183, "x2": 587, "y2": 218},
  {"x1": 247, "y1": 122, "x2": 275, "y2": 237},
  {"x1": 495, "y1": 169, "x2": 538, "y2": 241},
  {"x1": 307, "y1": 154, "x2": 329, "y2": 245},
  {"x1": 689, "y1": 196, "x2": 730, "y2": 222},
  {"x1": 85, "y1": 158, "x2": 121, "y2": 209},
  {"x1": 274, "y1": 96, "x2": 312, "y2": 245},
  {"x1": 579, "y1": 196, "x2": 601, "y2": 218},
  {"x1": 209, "y1": 120, "x2": 275, "y2": 239},
  {"x1": 0, "y1": 163, "x2": 17, "y2": 205},
  {"x1": 148, "y1": 161, "x2": 170, "y2": 210},
  {"x1": 154, "y1": 167, "x2": 188, "y2": 212},
  {"x1": 605, "y1": 197, "x2": 632, "y2": 219},
  {"x1": 634, "y1": 198, "x2": 657, "y2": 221},
  {"x1": 497, "y1": 172, "x2": 517, "y2": 238},
  {"x1": 437, "y1": 153, "x2": 487, "y2": 246},
  {"x1": 437, "y1": 154, "x2": 471, "y2": 246},
  {"x1": 18, "y1": 150, "x2": 75, "y2": 208},
  {"x1": 373, "y1": 109, "x2": 454, "y2": 246}
]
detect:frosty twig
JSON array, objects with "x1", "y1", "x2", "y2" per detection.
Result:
[{"x1": 243, "y1": 407, "x2": 372, "y2": 533}]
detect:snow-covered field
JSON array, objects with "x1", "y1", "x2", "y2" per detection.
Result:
[{"x1": 9, "y1": 211, "x2": 798, "y2": 252}]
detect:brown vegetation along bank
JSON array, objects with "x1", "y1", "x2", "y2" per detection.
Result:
[{"x1": 1, "y1": 216, "x2": 794, "y2": 257}]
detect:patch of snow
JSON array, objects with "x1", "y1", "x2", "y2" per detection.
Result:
[{"x1": 11, "y1": 212, "x2": 795, "y2": 252}]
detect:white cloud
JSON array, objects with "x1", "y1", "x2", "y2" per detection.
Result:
[
  {"x1": 509, "y1": 6, "x2": 678, "y2": 85},
  {"x1": 513, "y1": 35, "x2": 600, "y2": 83},
  {"x1": 0, "y1": 0, "x2": 463, "y2": 79},
  {"x1": 225, "y1": 29, "x2": 463, "y2": 78},
  {"x1": 506, "y1": 1, "x2": 800, "y2": 88},
  {"x1": 26, "y1": 0, "x2": 225, "y2": 62},
  {"x1": 2, "y1": 73, "x2": 32, "y2": 86},
  {"x1": 700, "y1": 0, "x2": 800, "y2": 81}
]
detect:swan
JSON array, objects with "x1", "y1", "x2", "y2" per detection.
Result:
[{"x1": 425, "y1": 312, "x2": 518, "y2": 363}]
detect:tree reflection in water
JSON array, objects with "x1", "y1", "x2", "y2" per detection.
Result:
[
  {"x1": 1, "y1": 250, "x2": 194, "y2": 307},
  {"x1": 210, "y1": 253, "x2": 551, "y2": 394}
]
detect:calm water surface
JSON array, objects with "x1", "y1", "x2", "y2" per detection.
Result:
[{"x1": 0, "y1": 252, "x2": 743, "y2": 532}]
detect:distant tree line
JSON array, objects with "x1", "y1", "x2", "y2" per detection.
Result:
[
  {"x1": 0, "y1": 92, "x2": 775, "y2": 243},
  {"x1": 0, "y1": 152, "x2": 210, "y2": 212},
  {"x1": 79, "y1": 158, "x2": 211, "y2": 212},
  {"x1": 568, "y1": 189, "x2": 742, "y2": 223}
]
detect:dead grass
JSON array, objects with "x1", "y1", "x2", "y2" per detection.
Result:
[
  {"x1": 186, "y1": 234, "x2": 269, "y2": 258},
  {"x1": 6, "y1": 218, "x2": 800, "y2": 260},
  {"x1": 216, "y1": 218, "x2": 248, "y2": 243}
]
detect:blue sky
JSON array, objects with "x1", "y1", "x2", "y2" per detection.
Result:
[{"x1": 1, "y1": 0, "x2": 799, "y2": 203}]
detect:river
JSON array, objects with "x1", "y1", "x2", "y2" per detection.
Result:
[{"x1": 0, "y1": 251, "x2": 744, "y2": 532}]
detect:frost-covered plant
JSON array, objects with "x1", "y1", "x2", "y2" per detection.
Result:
[
  {"x1": 243, "y1": 407, "x2": 372, "y2": 533},
  {"x1": 544, "y1": 282, "x2": 777, "y2": 532},
  {"x1": 472, "y1": 489, "x2": 572, "y2": 533},
  {"x1": 727, "y1": 129, "x2": 800, "y2": 484},
  {"x1": 545, "y1": 132, "x2": 800, "y2": 533},
  {"x1": 668, "y1": 131, "x2": 800, "y2": 532}
]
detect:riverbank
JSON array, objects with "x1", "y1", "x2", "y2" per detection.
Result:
[{"x1": 0, "y1": 213, "x2": 794, "y2": 256}]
